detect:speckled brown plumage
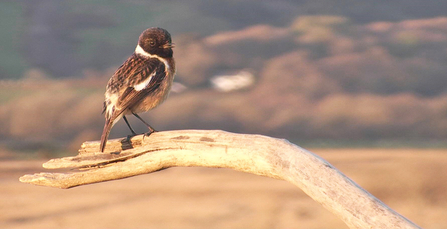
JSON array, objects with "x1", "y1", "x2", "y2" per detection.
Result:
[{"x1": 100, "y1": 27, "x2": 175, "y2": 152}]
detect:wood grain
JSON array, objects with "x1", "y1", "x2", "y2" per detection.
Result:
[{"x1": 19, "y1": 130, "x2": 420, "y2": 229}]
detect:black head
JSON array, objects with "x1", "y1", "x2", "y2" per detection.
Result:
[{"x1": 138, "y1": 27, "x2": 174, "y2": 58}]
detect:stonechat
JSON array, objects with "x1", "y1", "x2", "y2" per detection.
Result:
[{"x1": 100, "y1": 27, "x2": 175, "y2": 152}]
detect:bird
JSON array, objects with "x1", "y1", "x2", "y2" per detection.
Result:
[{"x1": 100, "y1": 27, "x2": 175, "y2": 152}]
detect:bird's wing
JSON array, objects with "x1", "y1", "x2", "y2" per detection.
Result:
[
  {"x1": 100, "y1": 57, "x2": 166, "y2": 152},
  {"x1": 116, "y1": 61, "x2": 166, "y2": 112},
  {"x1": 108, "y1": 56, "x2": 167, "y2": 118}
]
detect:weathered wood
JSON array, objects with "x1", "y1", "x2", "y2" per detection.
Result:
[{"x1": 19, "y1": 129, "x2": 420, "y2": 229}]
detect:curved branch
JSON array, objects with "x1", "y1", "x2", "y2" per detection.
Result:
[{"x1": 19, "y1": 130, "x2": 420, "y2": 229}]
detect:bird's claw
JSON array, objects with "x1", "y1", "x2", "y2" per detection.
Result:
[
  {"x1": 126, "y1": 134, "x2": 136, "y2": 142},
  {"x1": 144, "y1": 129, "x2": 156, "y2": 137}
]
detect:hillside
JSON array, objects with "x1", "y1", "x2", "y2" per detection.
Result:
[{"x1": 1, "y1": 2, "x2": 447, "y2": 153}]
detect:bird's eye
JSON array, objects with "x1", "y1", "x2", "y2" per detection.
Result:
[{"x1": 149, "y1": 40, "x2": 156, "y2": 46}]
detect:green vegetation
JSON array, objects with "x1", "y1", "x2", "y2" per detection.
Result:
[
  {"x1": 2, "y1": 1, "x2": 446, "y2": 79},
  {"x1": 1, "y1": 2, "x2": 447, "y2": 154},
  {"x1": 0, "y1": 2, "x2": 28, "y2": 79}
]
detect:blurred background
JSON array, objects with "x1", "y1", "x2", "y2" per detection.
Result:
[
  {"x1": 1, "y1": 0, "x2": 447, "y2": 155},
  {"x1": 1, "y1": 1, "x2": 447, "y2": 228}
]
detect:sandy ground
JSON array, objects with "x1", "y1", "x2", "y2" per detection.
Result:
[{"x1": 1, "y1": 148, "x2": 447, "y2": 229}]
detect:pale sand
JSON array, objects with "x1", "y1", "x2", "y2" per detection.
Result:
[{"x1": 1, "y1": 149, "x2": 446, "y2": 228}]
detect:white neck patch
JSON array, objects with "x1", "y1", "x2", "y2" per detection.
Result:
[
  {"x1": 135, "y1": 45, "x2": 170, "y2": 71},
  {"x1": 135, "y1": 44, "x2": 152, "y2": 57}
]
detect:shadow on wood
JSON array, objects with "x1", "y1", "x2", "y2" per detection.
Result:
[{"x1": 19, "y1": 129, "x2": 420, "y2": 229}]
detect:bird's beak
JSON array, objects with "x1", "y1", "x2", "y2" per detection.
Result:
[{"x1": 163, "y1": 43, "x2": 175, "y2": 49}]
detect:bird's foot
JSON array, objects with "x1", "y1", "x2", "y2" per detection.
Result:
[
  {"x1": 126, "y1": 133, "x2": 137, "y2": 142},
  {"x1": 144, "y1": 129, "x2": 157, "y2": 137}
]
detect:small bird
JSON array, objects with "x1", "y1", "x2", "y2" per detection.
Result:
[{"x1": 100, "y1": 27, "x2": 175, "y2": 152}]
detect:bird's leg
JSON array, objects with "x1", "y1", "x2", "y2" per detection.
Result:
[
  {"x1": 123, "y1": 116, "x2": 137, "y2": 142},
  {"x1": 132, "y1": 112, "x2": 157, "y2": 136}
]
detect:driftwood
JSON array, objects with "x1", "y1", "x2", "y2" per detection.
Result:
[{"x1": 20, "y1": 129, "x2": 420, "y2": 229}]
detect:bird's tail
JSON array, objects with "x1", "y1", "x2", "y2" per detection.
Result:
[{"x1": 100, "y1": 117, "x2": 115, "y2": 152}]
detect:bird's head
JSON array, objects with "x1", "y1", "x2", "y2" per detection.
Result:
[{"x1": 138, "y1": 27, "x2": 174, "y2": 58}]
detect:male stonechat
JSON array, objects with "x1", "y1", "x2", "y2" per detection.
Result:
[{"x1": 100, "y1": 27, "x2": 175, "y2": 152}]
